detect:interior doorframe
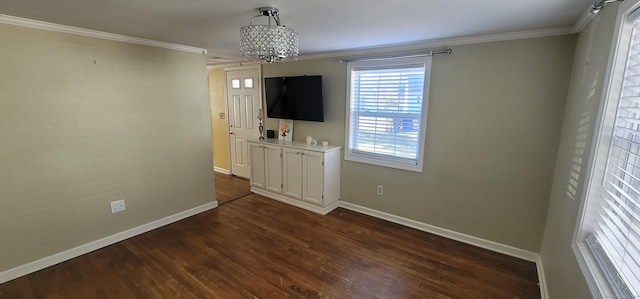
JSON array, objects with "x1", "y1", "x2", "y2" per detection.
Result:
[{"x1": 223, "y1": 64, "x2": 262, "y2": 177}]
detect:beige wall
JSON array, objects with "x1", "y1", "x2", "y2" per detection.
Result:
[
  {"x1": 207, "y1": 68, "x2": 229, "y2": 171},
  {"x1": 264, "y1": 35, "x2": 576, "y2": 252},
  {"x1": 263, "y1": 59, "x2": 347, "y2": 146},
  {"x1": 0, "y1": 23, "x2": 215, "y2": 272},
  {"x1": 540, "y1": 4, "x2": 619, "y2": 298}
]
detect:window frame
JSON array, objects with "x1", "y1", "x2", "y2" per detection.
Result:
[
  {"x1": 573, "y1": 1, "x2": 640, "y2": 298},
  {"x1": 343, "y1": 56, "x2": 432, "y2": 172}
]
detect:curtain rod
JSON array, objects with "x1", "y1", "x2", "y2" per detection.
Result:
[
  {"x1": 338, "y1": 48, "x2": 452, "y2": 63},
  {"x1": 591, "y1": 0, "x2": 624, "y2": 13}
]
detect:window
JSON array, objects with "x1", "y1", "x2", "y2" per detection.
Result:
[
  {"x1": 231, "y1": 79, "x2": 240, "y2": 89},
  {"x1": 244, "y1": 78, "x2": 253, "y2": 89},
  {"x1": 344, "y1": 56, "x2": 432, "y2": 172},
  {"x1": 575, "y1": 2, "x2": 640, "y2": 298}
]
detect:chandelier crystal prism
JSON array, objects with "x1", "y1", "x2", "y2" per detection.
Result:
[{"x1": 240, "y1": 7, "x2": 299, "y2": 63}]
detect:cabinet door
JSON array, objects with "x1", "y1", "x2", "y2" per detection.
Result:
[
  {"x1": 282, "y1": 148, "x2": 302, "y2": 199},
  {"x1": 264, "y1": 145, "x2": 282, "y2": 194},
  {"x1": 248, "y1": 143, "x2": 266, "y2": 189},
  {"x1": 302, "y1": 151, "x2": 324, "y2": 205}
]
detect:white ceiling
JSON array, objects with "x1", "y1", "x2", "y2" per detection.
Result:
[{"x1": 0, "y1": 0, "x2": 593, "y2": 63}]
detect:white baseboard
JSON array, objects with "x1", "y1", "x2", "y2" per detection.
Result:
[
  {"x1": 338, "y1": 201, "x2": 547, "y2": 298},
  {"x1": 213, "y1": 167, "x2": 230, "y2": 174},
  {"x1": 338, "y1": 201, "x2": 539, "y2": 261},
  {"x1": 536, "y1": 255, "x2": 550, "y2": 299},
  {"x1": 0, "y1": 200, "x2": 218, "y2": 284}
]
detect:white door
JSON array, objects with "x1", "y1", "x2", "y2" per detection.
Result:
[
  {"x1": 248, "y1": 143, "x2": 266, "y2": 189},
  {"x1": 226, "y1": 68, "x2": 261, "y2": 179},
  {"x1": 282, "y1": 148, "x2": 302, "y2": 199},
  {"x1": 302, "y1": 151, "x2": 324, "y2": 205},
  {"x1": 264, "y1": 145, "x2": 283, "y2": 194}
]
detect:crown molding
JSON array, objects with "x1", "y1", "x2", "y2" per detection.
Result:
[
  {"x1": 297, "y1": 27, "x2": 574, "y2": 62},
  {"x1": 206, "y1": 61, "x2": 260, "y2": 69},
  {"x1": 0, "y1": 13, "x2": 207, "y2": 54}
]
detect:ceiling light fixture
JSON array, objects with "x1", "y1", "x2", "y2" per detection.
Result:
[{"x1": 240, "y1": 7, "x2": 299, "y2": 63}]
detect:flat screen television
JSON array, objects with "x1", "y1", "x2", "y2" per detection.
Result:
[{"x1": 264, "y1": 75, "x2": 324, "y2": 122}]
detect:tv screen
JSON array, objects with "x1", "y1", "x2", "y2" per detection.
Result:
[{"x1": 264, "y1": 75, "x2": 324, "y2": 122}]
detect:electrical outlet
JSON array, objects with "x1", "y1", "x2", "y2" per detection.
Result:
[
  {"x1": 110, "y1": 199, "x2": 126, "y2": 213},
  {"x1": 377, "y1": 185, "x2": 383, "y2": 196}
]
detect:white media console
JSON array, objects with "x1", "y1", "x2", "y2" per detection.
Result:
[{"x1": 248, "y1": 139, "x2": 341, "y2": 215}]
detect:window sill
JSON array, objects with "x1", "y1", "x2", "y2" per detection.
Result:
[
  {"x1": 572, "y1": 242, "x2": 615, "y2": 299},
  {"x1": 344, "y1": 153, "x2": 423, "y2": 173}
]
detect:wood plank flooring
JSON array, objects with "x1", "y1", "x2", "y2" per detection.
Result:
[
  {"x1": 214, "y1": 172, "x2": 251, "y2": 205},
  {"x1": 0, "y1": 188, "x2": 541, "y2": 298}
]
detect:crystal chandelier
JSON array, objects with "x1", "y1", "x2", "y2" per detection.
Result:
[{"x1": 240, "y1": 7, "x2": 299, "y2": 63}]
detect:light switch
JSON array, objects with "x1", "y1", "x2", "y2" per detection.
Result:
[{"x1": 219, "y1": 112, "x2": 225, "y2": 119}]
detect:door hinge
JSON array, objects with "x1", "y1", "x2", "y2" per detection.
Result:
[
  {"x1": 281, "y1": 184, "x2": 283, "y2": 188},
  {"x1": 322, "y1": 161, "x2": 324, "y2": 166},
  {"x1": 322, "y1": 194, "x2": 324, "y2": 199},
  {"x1": 280, "y1": 153, "x2": 282, "y2": 158}
]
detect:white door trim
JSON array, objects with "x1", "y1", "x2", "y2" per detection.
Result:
[{"x1": 224, "y1": 65, "x2": 262, "y2": 72}]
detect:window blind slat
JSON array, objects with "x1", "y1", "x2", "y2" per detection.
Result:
[
  {"x1": 610, "y1": 145, "x2": 640, "y2": 166},
  {"x1": 603, "y1": 180, "x2": 640, "y2": 212},
  {"x1": 620, "y1": 94, "x2": 640, "y2": 104},
  {"x1": 617, "y1": 116, "x2": 640, "y2": 126}
]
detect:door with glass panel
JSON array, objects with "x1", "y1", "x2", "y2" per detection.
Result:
[{"x1": 226, "y1": 67, "x2": 261, "y2": 179}]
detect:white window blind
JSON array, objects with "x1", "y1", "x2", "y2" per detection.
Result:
[
  {"x1": 588, "y1": 17, "x2": 640, "y2": 297},
  {"x1": 345, "y1": 57, "x2": 431, "y2": 172}
]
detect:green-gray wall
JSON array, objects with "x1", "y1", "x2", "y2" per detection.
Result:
[
  {"x1": 540, "y1": 4, "x2": 619, "y2": 299},
  {"x1": 0, "y1": 23, "x2": 215, "y2": 272},
  {"x1": 264, "y1": 34, "x2": 576, "y2": 252}
]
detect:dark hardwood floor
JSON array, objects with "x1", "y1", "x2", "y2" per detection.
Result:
[
  {"x1": 214, "y1": 172, "x2": 251, "y2": 205},
  {"x1": 0, "y1": 186, "x2": 541, "y2": 298}
]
